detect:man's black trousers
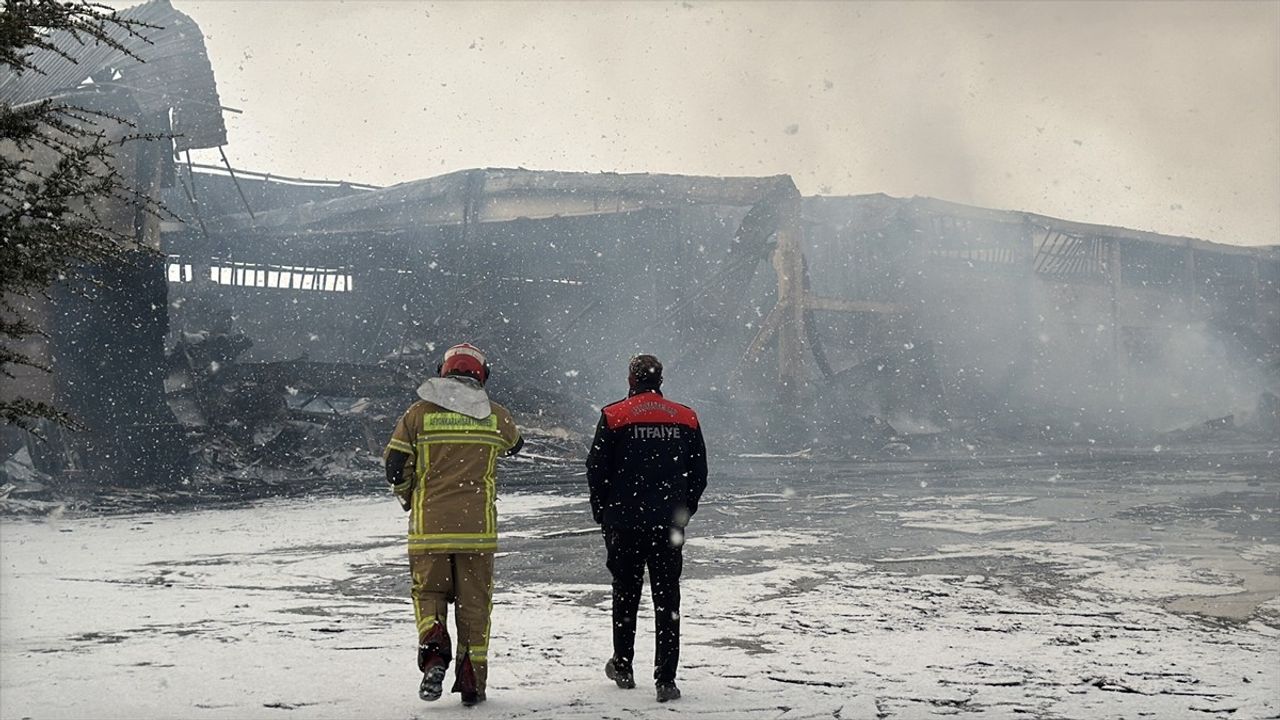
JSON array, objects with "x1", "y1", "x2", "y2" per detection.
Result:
[{"x1": 603, "y1": 526, "x2": 683, "y2": 684}]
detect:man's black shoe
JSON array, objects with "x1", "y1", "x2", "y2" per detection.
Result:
[
  {"x1": 605, "y1": 658, "x2": 636, "y2": 689},
  {"x1": 418, "y1": 665, "x2": 446, "y2": 701},
  {"x1": 656, "y1": 682, "x2": 681, "y2": 702}
]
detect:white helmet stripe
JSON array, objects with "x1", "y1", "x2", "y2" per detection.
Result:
[{"x1": 445, "y1": 345, "x2": 486, "y2": 364}]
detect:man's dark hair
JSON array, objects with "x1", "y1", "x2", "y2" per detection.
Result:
[{"x1": 628, "y1": 354, "x2": 663, "y2": 390}]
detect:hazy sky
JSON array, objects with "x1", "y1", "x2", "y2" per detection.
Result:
[{"x1": 172, "y1": 1, "x2": 1279, "y2": 246}]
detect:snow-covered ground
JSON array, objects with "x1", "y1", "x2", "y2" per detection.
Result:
[{"x1": 2, "y1": 458, "x2": 1279, "y2": 719}]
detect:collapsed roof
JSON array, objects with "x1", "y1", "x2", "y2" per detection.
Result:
[
  {"x1": 0, "y1": 0, "x2": 227, "y2": 151},
  {"x1": 207, "y1": 167, "x2": 797, "y2": 237}
]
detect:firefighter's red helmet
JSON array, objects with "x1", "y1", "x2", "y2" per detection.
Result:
[{"x1": 438, "y1": 343, "x2": 490, "y2": 383}]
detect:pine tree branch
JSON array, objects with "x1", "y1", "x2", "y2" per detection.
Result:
[{"x1": 1, "y1": 1, "x2": 174, "y2": 432}]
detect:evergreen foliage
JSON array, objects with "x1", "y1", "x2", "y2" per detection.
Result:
[{"x1": 1, "y1": 0, "x2": 166, "y2": 433}]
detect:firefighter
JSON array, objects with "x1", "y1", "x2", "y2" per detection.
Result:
[
  {"x1": 384, "y1": 343, "x2": 522, "y2": 706},
  {"x1": 587, "y1": 354, "x2": 708, "y2": 703}
]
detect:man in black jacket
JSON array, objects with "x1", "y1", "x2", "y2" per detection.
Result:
[{"x1": 586, "y1": 354, "x2": 708, "y2": 703}]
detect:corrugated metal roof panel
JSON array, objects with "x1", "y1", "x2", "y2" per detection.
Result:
[{"x1": 0, "y1": 0, "x2": 226, "y2": 151}]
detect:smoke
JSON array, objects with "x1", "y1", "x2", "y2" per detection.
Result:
[
  {"x1": 174, "y1": 0, "x2": 1279, "y2": 246},
  {"x1": 1026, "y1": 319, "x2": 1272, "y2": 436},
  {"x1": 920, "y1": 274, "x2": 1276, "y2": 440}
]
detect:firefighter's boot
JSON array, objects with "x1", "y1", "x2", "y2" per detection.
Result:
[
  {"x1": 453, "y1": 654, "x2": 485, "y2": 706},
  {"x1": 417, "y1": 624, "x2": 451, "y2": 702}
]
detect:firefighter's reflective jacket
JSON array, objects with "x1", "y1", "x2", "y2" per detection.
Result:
[{"x1": 385, "y1": 398, "x2": 521, "y2": 554}]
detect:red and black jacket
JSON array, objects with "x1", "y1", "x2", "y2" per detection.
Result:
[{"x1": 587, "y1": 389, "x2": 708, "y2": 530}]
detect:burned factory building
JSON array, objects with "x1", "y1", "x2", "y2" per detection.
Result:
[
  {"x1": 160, "y1": 170, "x2": 808, "y2": 468},
  {"x1": 7, "y1": 154, "x2": 1279, "y2": 491},
  {"x1": 157, "y1": 165, "x2": 1280, "y2": 472}
]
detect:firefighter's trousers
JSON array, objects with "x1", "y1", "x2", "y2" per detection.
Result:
[
  {"x1": 604, "y1": 526, "x2": 683, "y2": 684},
  {"x1": 410, "y1": 552, "x2": 494, "y2": 693}
]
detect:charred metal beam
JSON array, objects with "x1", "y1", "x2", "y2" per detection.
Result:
[{"x1": 218, "y1": 146, "x2": 256, "y2": 221}]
